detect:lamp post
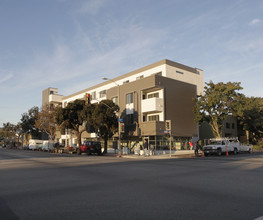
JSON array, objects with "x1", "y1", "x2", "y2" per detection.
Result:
[{"x1": 102, "y1": 77, "x2": 122, "y2": 156}]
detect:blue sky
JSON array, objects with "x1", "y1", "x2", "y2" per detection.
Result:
[{"x1": 1, "y1": 0, "x2": 263, "y2": 126}]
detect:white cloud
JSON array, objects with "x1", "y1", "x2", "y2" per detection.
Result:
[
  {"x1": 0, "y1": 17, "x2": 168, "y2": 97},
  {"x1": 226, "y1": 36, "x2": 263, "y2": 54},
  {"x1": 77, "y1": 0, "x2": 107, "y2": 15},
  {"x1": 0, "y1": 72, "x2": 13, "y2": 84},
  {"x1": 249, "y1": 18, "x2": 263, "y2": 26}
]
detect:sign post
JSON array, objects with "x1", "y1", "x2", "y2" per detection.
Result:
[{"x1": 165, "y1": 120, "x2": 172, "y2": 157}]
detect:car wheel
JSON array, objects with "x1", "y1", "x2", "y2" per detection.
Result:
[
  {"x1": 204, "y1": 153, "x2": 209, "y2": 157},
  {"x1": 217, "y1": 148, "x2": 222, "y2": 156}
]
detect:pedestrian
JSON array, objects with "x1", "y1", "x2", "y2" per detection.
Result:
[
  {"x1": 189, "y1": 141, "x2": 193, "y2": 150},
  {"x1": 135, "y1": 141, "x2": 141, "y2": 156},
  {"x1": 150, "y1": 144, "x2": 155, "y2": 155},
  {"x1": 195, "y1": 141, "x2": 200, "y2": 156},
  {"x1": 144, "y1": 139, "x2": 149, "y2": 156}
]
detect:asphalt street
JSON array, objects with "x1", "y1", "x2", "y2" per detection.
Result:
[{"x1": 0, "y1": 148, "x2": 263, "y2": 220}]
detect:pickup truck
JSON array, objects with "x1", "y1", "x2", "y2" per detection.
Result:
[{"x1": 203, "y1": 138, "x2": 252, "y2": 156}]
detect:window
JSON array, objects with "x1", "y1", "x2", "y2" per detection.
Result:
[
  {"x1": 232, "y1": 123, "x2": 235, "y2": 129},
  {"x1": 91, "y1": 91, "x2": 96, "y2": 100},
  {"x1": 148, "y1": 92, "x2": 159, "y2": 99},
  {"x1": 226, "y1": 122, "x2": 230, "y2": 129},
  {"x1": 136, "y1": 75, "x2": 144, "y2": 80},
  {"x1": 99, "y1": 90, "x2": 106, "y2": 98},
  {"x1": 176, "y1": 70, "x2": 184, "y2": 74},
  {"x1": 126, "y1": 93, "x2": 133, "y2": 104},
  {"x1": 123, "y1": 80, "x2": 129, "y2": 84},
  {"x1": 148, "y1": 115, "x2": 159, "y2": 121},
  {"x1": 196, "y1": 70, "x2": 200, "y2": 75}
]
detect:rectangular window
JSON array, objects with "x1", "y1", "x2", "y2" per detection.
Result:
[
  {"x1": 232, "y1": 123, "x2": 235, "y2": 129},
  {"x1": 147, "y1": 92, "x2": 159, "y2": 99},
  {"x1": 148, "y1": 115, "x2": 159, "y2": 121},
  {"x1": 176, "y1": 70, "x2": 184, "y2": 74},
  {"x1": 136, "y1": 75, "x2": 144, "y2": 80},
  {"x1": 126, "y1": 93, "x2": 133, "y2": 104},
  {"x1": 226, "y1": 122, "x2": 230, "y2": 129},
  {"x1": 123, "y1": 80, "x2": 129, "y2": 84},
  {"x1": 91, "y1": 91, "x2": 96, "y2": 100},
  {"x1": 99, "y1": 90, "x2": 106, "y2": 98}
]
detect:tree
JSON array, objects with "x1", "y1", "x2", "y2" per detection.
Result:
[
  {"x1": 0, "y1": 122, "x2": 17, "y2": 145},
  {"x1": 86, "y1": 100, "x2": 119, "y2": 154},
  {"x1": 20, "y1": 106, "x2": 41, "y2": 142},
  {"x1": 14, "y1": 122, "x2": 23, "y2": 145},
  {"x1": 234, "y1": 95, "x2": 263, "y2": 143},
  {"x1": 194, "y1": 81, "x2": 243, "y2": 138},
  {"x1": 35, "y1": 105, "x2": 58, "y2": 141},
  {"x1": 55, "y1": 100, "x2": 88, "y2": 147}
]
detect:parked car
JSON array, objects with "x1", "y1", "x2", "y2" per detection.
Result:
[
  {"x1": 42, "y1": 141, "x2": 54, "y2": 152},
  {"x1": 78, "y1": 141, "x2": 102, "y2": 155},
  {"x1": 29, "y1": 139, "x2": 43, "y2": 151}
]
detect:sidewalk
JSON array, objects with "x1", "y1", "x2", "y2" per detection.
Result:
[{"x1": 120, "y1": 150, "x2": 197, "y2": 159}]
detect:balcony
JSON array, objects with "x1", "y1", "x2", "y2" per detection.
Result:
[
  {"x1": 141, "y1": 97, "x2": 163, "y2": 113},
  {"x1": 49, "y1": 94, "x2": 63, "y2": 103}
]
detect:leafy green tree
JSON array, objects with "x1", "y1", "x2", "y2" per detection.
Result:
[
  {"x1": 55, "y1": 100, "x2": 88, "y2": 147},
  {"x1": 20, "y1": 106, "x2": 41, "y2": 142},
  {"x1": 14, "y1": 122, "x2": 23, "y2": 145},
  {"x1": 0, "y1": 122, "x2": 16, "y2": 145},
  {"x1": 35, "y1": 105, "x2": 58, "y2": 141},
  {"x1": 194, "y1": 81, "x2": 243, "y2": 138},
  {"x1": 234, "y1": 95, "x2": 263, "y2": 143},
  {"x1": 86, "y1": 100, "x2": 119, "y2": 154}
]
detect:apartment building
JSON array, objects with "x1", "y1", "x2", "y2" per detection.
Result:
[
  {"x1": 44, "y1": 59, "x2": 203, "y2": 149},
  {"x1": 49, "y1": 59, "x2": 203, "y2": 148}
]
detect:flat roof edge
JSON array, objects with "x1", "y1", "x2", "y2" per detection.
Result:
[{"x1": 62, "y1": 59, "x2": 201, "y2": 100}]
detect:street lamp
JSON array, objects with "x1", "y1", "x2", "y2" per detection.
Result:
[{"x1": 102, "y1": 77, "x2": 122, "y2": 156}]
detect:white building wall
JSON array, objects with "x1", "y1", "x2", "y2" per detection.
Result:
[
  {"x1": 62, "y1": 65, "x2": 167, "y2": 106},
  {"x1": 62, "y1": 62, "x2": 203, "y2": 107}
]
